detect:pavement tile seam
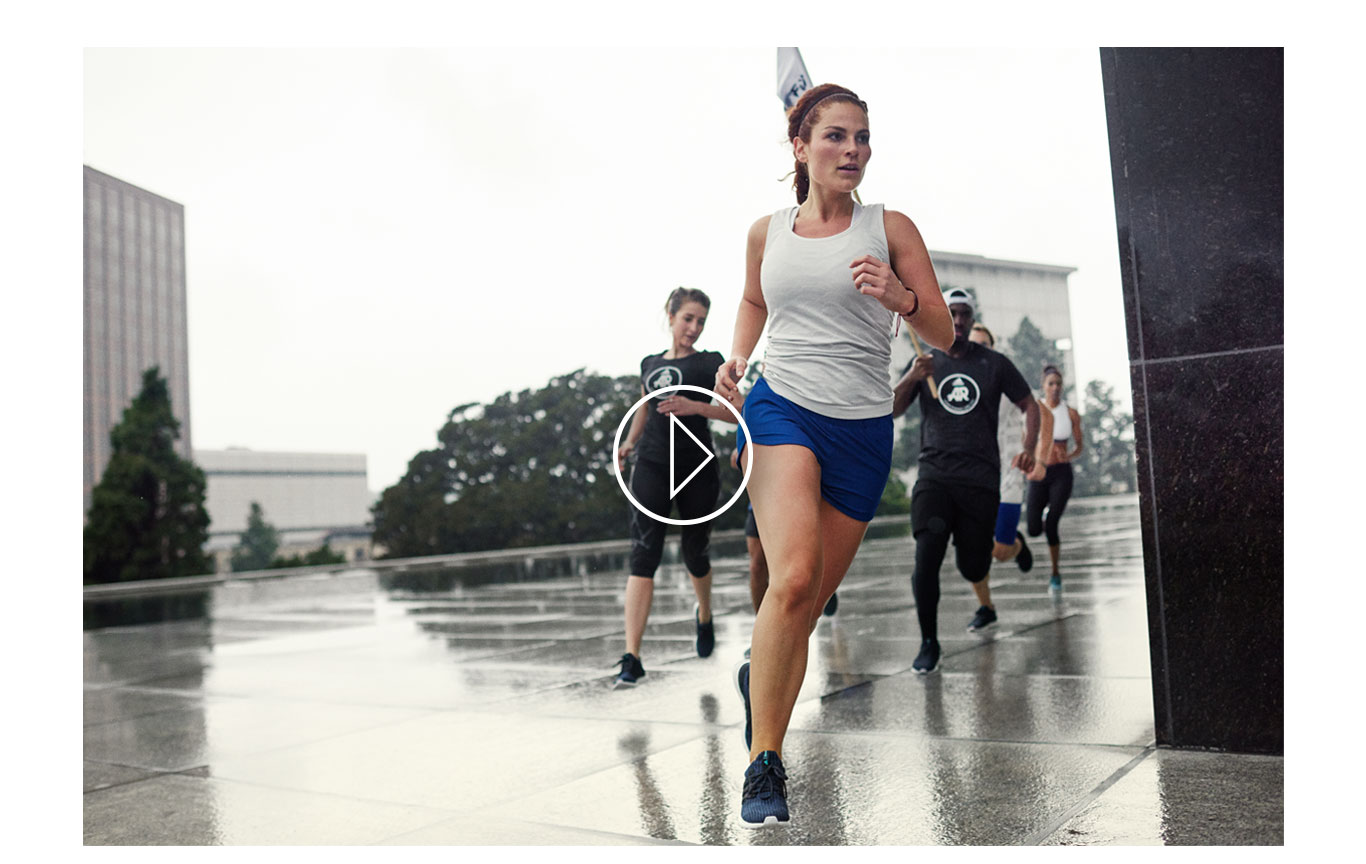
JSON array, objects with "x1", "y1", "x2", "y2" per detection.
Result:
[
  {"x1": 83, "y1": 703, "x2": 205, "y2": 730},
  {"x1": 83, "y1": 761, "x2": 180, "y2": 795},
  {"x1": 119, "y1": 766, "x2": 475, "y2": 818},
  {"x1": 374, "y1": 814, "x2": 695, "y2": 846},
  {"x1": 84, "y1": 770, "x2": 478, "y2": 844},
  {"x1": 1020, "y1": 747, "x2": 1157, "y2": 845}
]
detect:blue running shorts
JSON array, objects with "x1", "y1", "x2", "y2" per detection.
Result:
[
  {"x1": 993, "y1": 502, "x2": 1022, "y2": 544},
  {"x1": 736, "y1": 378, "x2": 892, "y2": 523}
]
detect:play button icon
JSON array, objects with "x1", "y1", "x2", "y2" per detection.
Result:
[
  {"x1": 613, "y1": 384, "x2": 753, "y2": 527},
  {"x1": 668, "y1": 413, "x2": 715, "y2": 498}
]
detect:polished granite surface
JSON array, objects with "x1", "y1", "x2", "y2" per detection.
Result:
[{"x1": 84, "y1": 496, "x2": 1282, "y2": 845}]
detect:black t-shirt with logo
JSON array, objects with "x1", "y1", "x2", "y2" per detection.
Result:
[
  {"x1": 907, "y1": 342, "x2": 1031, "y2": 491},
  {"x1": 636, "y1": 350, "x2": 726, "y2": 473}
]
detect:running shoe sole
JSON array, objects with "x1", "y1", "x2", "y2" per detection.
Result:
[
  {"x1": 739, "y1": 815, "x2": 789, "y2": 829},
  {"x1": 733, "y1": 658, "x2": 752, "y2": 750}
]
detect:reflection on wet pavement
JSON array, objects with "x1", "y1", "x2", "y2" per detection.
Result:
[{"x1": 83, "y1": 495, "x2": 1282, "y2": 844}]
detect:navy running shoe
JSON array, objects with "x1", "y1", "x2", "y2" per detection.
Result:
[
  {"x1": 967, "y1": 605, "x2": 998, "y2": 632},
  {"x1": 695, "y1": 604, "x2": 714, "y2": 658},
  {"x1": 912, "y1": 638, "x2": 940, "y2": 674},
  {"x1": 734, "y1": 659, "x2": 752, "y2": 750},
  {"x1": 823, "y1": 592, "x2": 839, "y2": 616},
  {"x1": 740, "y1": 750, "x2": 790, "y2": 828},
  {"x1": 1015, "y1": 532, "x2": 1033, "y2": 572},
  {"x1": 614, "y1": 652, "x2": 645, "y2": 688}
]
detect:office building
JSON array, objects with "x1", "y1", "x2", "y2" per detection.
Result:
[
  {"x1": 84, "y1": 166, "x2": 192, "y2": 517},
  {"x1": 196, "y1": 449, "x2": 375, "y2": 572}
]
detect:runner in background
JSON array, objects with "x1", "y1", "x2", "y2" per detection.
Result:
[
  {"x1": 968, "y1": 323, "x2": 1034, "y2": 580},
  {"x1": 613, "y1": 288, "x2": 732, "y2": 688},
  {"x1": 1026, "y1": 364, "x2": 1083, "y2": 591},
  {"x1": 893, "y1": 288, "x2": 1038, "y2": 673}
]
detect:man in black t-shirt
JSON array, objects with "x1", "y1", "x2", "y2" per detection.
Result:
[{"x1": 892, "y1": 288, "x2": 1040, "y2": 673}]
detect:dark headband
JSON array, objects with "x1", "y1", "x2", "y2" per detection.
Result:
[{"x1": 794, "y1": 90, "x2": 865, "y2": 135}]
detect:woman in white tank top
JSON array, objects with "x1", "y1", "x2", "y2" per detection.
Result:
[
  {"x1": 712, "y1": 83, "x2": 953, "y2": 828},
  {"x1": 1027, "y1": 364, "x2": 1084, "y2": 588}
]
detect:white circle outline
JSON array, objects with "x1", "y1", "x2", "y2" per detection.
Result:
[
  {"x1": 613, "y1": 384, "x2": 753, "y2": 526},
  {"x1": 937, "y1": 372, "x2": 980, "y2": 416}
]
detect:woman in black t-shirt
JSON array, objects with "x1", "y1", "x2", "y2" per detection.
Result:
[{"x1": 612, "y1": 288, "x2": 732, "y2": 688}]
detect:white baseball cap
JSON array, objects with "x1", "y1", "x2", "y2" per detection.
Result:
[{"x1": 943, "y1": 287, "x2": 975, "y2": 313}]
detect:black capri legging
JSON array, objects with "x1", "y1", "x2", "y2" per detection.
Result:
[
  {"x1": 1026, "y1": 462, "x2": 1074, "y2": 547},
  {"x1": 628, "y1": 457, "x2": 719, "y2": 579}
]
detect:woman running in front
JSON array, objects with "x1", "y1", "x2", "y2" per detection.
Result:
[
  {"x1": 713, "y1": 83, "x2": 953, "y2": 828},
  {"x1": 614, "y1": 288, "x2": 731, "y2": 687},
  {"x1": 1026, "y1": 364, "x2": 1084, "y2": 590}
]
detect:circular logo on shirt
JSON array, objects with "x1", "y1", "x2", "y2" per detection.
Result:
[
  {"x1": 645, "y1": 366, "x2": 682, "y2": 392},
  {"x1": 938, "y1": 373, "x2": 981, "y2": 415}
]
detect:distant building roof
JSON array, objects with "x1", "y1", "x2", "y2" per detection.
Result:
[{"x1": 929, "y1": 249, "x2": 1077, "y2": 277}]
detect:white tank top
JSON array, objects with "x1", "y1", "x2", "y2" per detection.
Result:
[
  {"x1": 758, "y1": 203, "x2": 894, "y2": 419},
  {"x1": 1050, "y1": 400, "x2": 1071, "y2": 443}
]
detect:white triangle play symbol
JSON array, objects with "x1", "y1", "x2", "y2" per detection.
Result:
[{"x1": 669, "y1": 413, "x2": 715, "y2": 498}]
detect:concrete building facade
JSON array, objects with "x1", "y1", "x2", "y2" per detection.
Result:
[
  {"x1": 84, "y1": 166, "x2": 192, "y2": 517},
  {"x1": 889, "y1": 249, "x2": 1078, "y2": 390},
  {"x1": 196, "y1": 449, "x2": 375, "y2": 572}
]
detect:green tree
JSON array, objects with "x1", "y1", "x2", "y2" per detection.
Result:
[
  {"x1": 892, "y1": 412, "x2": 923, "y2": 469},
  {"x1": 1073, "y1": 379, "x2": 1139, "y2": 497},
  {"x1": 231, "y1": 502, "x2": 280, "y2": 572},
  {"x1": 84, "y1": 367, "x2": 211, "y2": 584},
  {"x1": 876, "y1": 470, "x2": 911, "y2": 516},
  {"x1": 1004, "y1": 316, "x2": 1066, "y2": 398},
  {"x1": 272, "y1": 542, "x2": 347, "y2": 569},
  {"x1": 373, "y1": 368, "x2": 650, "y2": 557}
]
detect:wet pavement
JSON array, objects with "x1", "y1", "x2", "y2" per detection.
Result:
[{"x1": 83, "y1": 495, "x2": 1283, "y2": 845}]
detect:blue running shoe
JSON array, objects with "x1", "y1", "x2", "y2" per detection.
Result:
[
  {"x1": 614, "y1": 652, "x2": 645, "y2": 688},
  {"x1": 740, "y1": 750, "x2": 789, "y2": 828},
  {"x1": 734, "y1": 659, "x2": 752, "y2": 750},
  {"x1": 1049, "y1": 574, "x2": 1062, "y2": 592}
]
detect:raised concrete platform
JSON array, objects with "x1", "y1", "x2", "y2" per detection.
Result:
[{"x1": 82, "y1": 496, "x2": 1283, "y2": 845}]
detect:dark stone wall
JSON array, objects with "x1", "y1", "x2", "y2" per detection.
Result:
[{"x1": 1100, "y1": 48, "x2": 1283, "y2": 754}]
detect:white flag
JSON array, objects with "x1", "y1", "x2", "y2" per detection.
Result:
[{"x1": 777, "y1": 47, "x2": 812, "y2": 110}]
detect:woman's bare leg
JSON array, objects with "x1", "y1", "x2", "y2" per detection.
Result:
[
  {"x1": 624, "y1": 574, "x2": 654, "y2": 657},
  {"x1": 746, "y1": 444, "x2": 823, "y2": 760}
]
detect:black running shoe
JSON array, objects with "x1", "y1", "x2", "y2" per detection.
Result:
[
  {"x1": 967, "y1": 605, "x2": 998, "y2": 632},
  {"x1": 739, "y1": 750, "x2": 790, "y2": 828},
  {"x1": 912, "y1": 639, "x2": 940, "y2": 674},
  {"x1": 823, "y1": 592, "x2": 839, "y2": 616},
  {"x1": 695, "y1": 604, "x2": 714, "y2": 658},
  {"x1": 1015, "y1": 531, "x2": 1033, "y2": 572},
  {"x1": 734, "y1": 659, "x2": 752, "y2": 750},
  {"x1": 614, "y1": 652, "x2": 645, "y2": 688}
]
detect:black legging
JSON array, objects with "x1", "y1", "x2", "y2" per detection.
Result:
[{"x1": 1026, "y1": 462, "x2": 1074, "y2": 547}]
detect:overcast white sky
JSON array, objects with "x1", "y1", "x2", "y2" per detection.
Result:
[{"x1": 83, "y1": 46, "x2": 1131, "y2": 495}]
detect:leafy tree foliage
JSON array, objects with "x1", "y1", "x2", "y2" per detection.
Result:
[
  {"x1": 273, "y1": 543, "x2": 347, "y2": 569},
  {"x1": 892, "y1": 411, "x2": 923, "y2": 470},
  {"x1": 1072, "y1": 379, "x2": 1139, "y2": 496},
  {"x1": 231, "y1": 502, "x2": 280, "y2": 572},
  {"x1": 876, "y1": 470, "x2": 911, "y2": 516},
  {"x1": 84, "y1": 367, "x2": 211, "y2": 584},
  {"x1": 1003, "y1": 316, "x2": 1067, "y2": 400},
  {"x1": 373, "y1": 368, "x2": 653, "y2": 556}
]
